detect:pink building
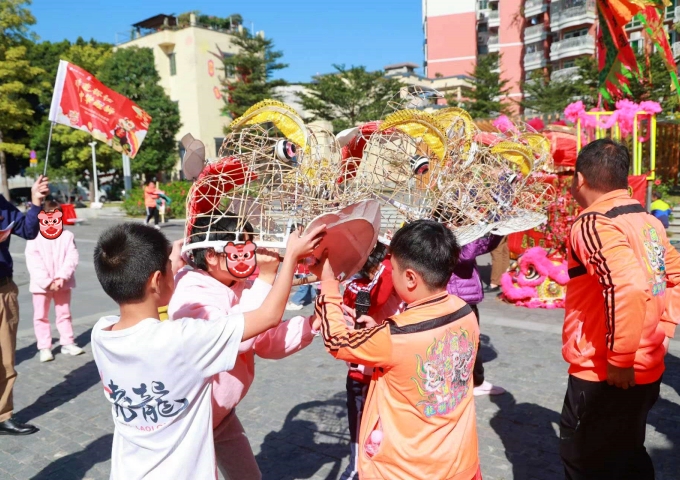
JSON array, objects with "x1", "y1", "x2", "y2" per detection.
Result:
[{"x1": 423, "y1": 0, "x2": 680, "y2": 114}]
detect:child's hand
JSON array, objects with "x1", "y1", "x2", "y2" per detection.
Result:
[
  {"x1": 355, "y1": 315, "x2": 377, "y2": 329},
  {"x1": 310, "y1": 314, "x2": 322, "y2": 331},
  {"x1": 286, "y1": 225, "x2": 326, "y2": 261},
  {"x1": 309, "y1": 249, "x2": 336, "y2": 281},
  {"x1": 170, "y1": 239, "x2": 186, "y2": 276},
  {"x1": 257, "y1": 248, "x2": 281, "y2": 284},
  {"x1": 52, "y1": 278, "x2": 64, "y2": 290}
]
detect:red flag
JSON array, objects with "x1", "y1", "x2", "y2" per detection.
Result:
[{"x1": 48, "y1": 60, "x2": 152, "y2": 159}]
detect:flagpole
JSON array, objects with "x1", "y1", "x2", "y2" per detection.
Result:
[
  {"x1": 89, "y1": 141, "x2": 101, "y2": 208},
  {"x1": 43, "y1": 121, "x2": 55, "y2": 177}
]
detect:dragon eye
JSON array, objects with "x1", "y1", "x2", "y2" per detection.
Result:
[
  {"x1": 230, "y1": 253, "x2": 238, "y2": 261},
  {"x1": 525, "y1": 266, "x2": 539, "y2": 280},
  {"x1": 243, "y1": 252, "x2": 251, "y2": 259}
]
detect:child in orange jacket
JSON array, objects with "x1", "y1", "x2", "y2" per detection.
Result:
[{"x1": 313, "y1": 220, "x2": 482, "y2": 480}]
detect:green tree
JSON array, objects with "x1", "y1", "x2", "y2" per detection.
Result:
[
  {"x1": 520, "y1": 70, "x2": 581, "y2": 114},
  {"x1": 98, "y1": 46, "x2": 181, "y2": 180},
  {"x1": 219, "y1": 28, "x2": 287, "y2": 120},
  {"x1": 455, "y1": 53, "x2": 511, "y2": 119},
  {"x1": 572, "y1": 56, "x2": 600, "y2": 108},
  {"x1": 0, "y1": 0, "x2": 44, "y2": 198},
  {"x1": 28, "y1": 40, "x2": 114, "y2": 187},
  {"x1": 297, "y1": 65, "x2": 404, "y2": 133}
]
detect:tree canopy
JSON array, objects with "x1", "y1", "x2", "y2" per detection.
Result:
[
  {"x1": 0, "y1": 0, "x2": 43, "y2": 198},
  {"x1": 454, "y1": 53, "x2": 511, "y2": 119},
  {"x1": 220, "y1": 28, "x2": 287, "y2": 120},
  {"x1": 98, "y1": 47, "x2": 181, "y2": 179},
  {"x1": 297, "y1": 64, "x2": 404, "y2": 133}
]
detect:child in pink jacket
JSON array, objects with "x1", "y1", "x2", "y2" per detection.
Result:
[
  {"x1": 25, "y1": 200, "x2": 83, "y2": 362},
  {"x1": 168, "y1": 214, "x2": 320, "y2": 480}
]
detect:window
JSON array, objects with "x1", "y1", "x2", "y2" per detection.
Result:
[
  {"x1": 168, "y1": 52, "x2": 177, "y2": 76},
  {"x1": 563, "y1": 60, "x2": 576, "y2": 68},
  {"x1": 215, "y1": 138, "x2": 225, "y2": 154},
  {"x1": 563, "y1": 28, "x2": 588, "y2": 39},
  {"x1": 478, "y1": 23, "x2": 488, "y2": 32},
  {"x1": 478, "y1": 44, "x2": 489, "y2": 55},
  {"x1": 478, "y1": 0, "x2": 488, "y2": 10}
]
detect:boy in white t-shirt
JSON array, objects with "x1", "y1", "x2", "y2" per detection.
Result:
[{"x1": 91, "y1": 222, "x2": 325, "y2": 480}]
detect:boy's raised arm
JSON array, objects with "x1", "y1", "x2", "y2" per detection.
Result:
[
  {"x1": 241, "y1": 225, "x2": 326, "y2": 341},
  {"x1": 312, "y1": 253, "x2": 393, "y2": 367}
]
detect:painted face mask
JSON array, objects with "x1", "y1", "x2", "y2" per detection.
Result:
[
  {"x1": 38, "y1": 209, "x2": 64, "y2": 239},
  {"x1": 225, "y1": 241, "x2": 257, "y2": 278}
]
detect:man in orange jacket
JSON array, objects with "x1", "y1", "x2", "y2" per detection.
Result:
[{"x1": 561, "y1": 139, "x2": 680, "y2": 480}]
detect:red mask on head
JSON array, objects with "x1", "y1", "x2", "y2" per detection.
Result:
[
  {"x1": 38, "y1": 209, "x2": 64, "y2": 239},
  {"x1": 225, "y1": 241, "x2": 257, "y2": 278}
]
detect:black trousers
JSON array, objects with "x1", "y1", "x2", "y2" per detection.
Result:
[
  {"x1": 559, "y1": 374, "x2": 660, "y2": 480},
  {"x1": 341, "y1": 375, "x2": 369, "y2": 480},
  {"x1": 470, "y1": 304, "x2": 484, "y2": 386},
  {"x1": 145, "y1": 206, "x2": 159, "y2": 225}
]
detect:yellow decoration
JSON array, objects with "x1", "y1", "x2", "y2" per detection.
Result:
[
  {"x1": 380, "y1": 110, "x2": 448, "y2": 161},
  {"x1": 433, "y1": 107, "x2": 476, "y2": 140},
  {"x1": 523, "y1": 133, "x2": 550, "y2": 158},
  {"x1": 490, "y1": 141, "x2": 534, "y2": 175},
  {"x1": 230, "y1": 99, "x2": 308, "y2": 151}
]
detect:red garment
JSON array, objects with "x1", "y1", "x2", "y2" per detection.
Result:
[{"x1": 343, "y1": 259, "x2": 395, "y2": 318}]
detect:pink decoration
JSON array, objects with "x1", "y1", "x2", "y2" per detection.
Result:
[
  {"x1": 493, "y1": 115, "x2": 516, "y2": 134},
  {"x1": 501, "y1": 247, "x2": 569, "y2": 309},
  {"x1": 563, "y1": 100, "x2": 661, "y2": 141},
  {"x1": 526, "y1": 117, "x2": 545, "y2": 132}
]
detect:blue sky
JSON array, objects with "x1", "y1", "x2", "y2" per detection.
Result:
[{"x1": 30, "y1": 0, "x2": 424, "y2": 82}]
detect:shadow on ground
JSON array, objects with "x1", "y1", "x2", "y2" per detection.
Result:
[
  {"x1": 30, "y1": 434, "x2": 112, "y2": 480},
  {"x1": 256, "y1": 392, "x2": 350, "y2": 480},
  {"x1": 15, "y1": 328, "x2": 93, "y2": 367},
  {"x1": 15, "y1": 359, "x2": 99, "y2": 424}
]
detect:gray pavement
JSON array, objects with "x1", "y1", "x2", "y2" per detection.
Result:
[{"x1": 1, "y1": 217, "x2": 680, "y2": 479}]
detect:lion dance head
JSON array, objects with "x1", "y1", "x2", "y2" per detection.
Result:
[{"x1": 500, "y1": 247, "x2": 569, "y2": 309}]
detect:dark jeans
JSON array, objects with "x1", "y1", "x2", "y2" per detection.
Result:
[
  {"x1": 470, "y1": 304, "x2": 484, "y2": 387},
  {"x1": 560, "y1": 375, "x2": 660, "y2": 480},
  {"x1": 145, "y1": 206, "x2": 159, "y2": 225},
  {"x1": 340, "y1": 375, "x2": 369, "y2": 480}
]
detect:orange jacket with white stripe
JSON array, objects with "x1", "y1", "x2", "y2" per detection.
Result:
[
  {"x1": 564, "y1": 190, "x2": 680, "y2": 384},
  {"x1": 318, "y1": 281, "x2": 480, "y2": 480}
]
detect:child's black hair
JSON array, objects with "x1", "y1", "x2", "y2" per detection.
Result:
[
  {"x1": 189, "y1": 213, "x2": 254, "y2": 271},
  {"x1": 389, "y1": 220, "x2": 459, "y2": 290},
  {"x1": 358, "y1": 242, "x2": 388, "y2": 279},
  {"x1": 94, "y1": 223, "x2": 171, "y2": 304}
]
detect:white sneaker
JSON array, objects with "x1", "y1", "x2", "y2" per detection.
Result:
[
  {"x1": 39, "y1": 349, "x2": 54, "y2": 363},
  {"x1": 61, "y1": 344, "x2": 85, "y2": 356},
  {"x1": 473, "y1": 380, "x2": 506, "y2": 396},
  {"x1": 154, "y1": 225, "x2": 161, "y2": 230},
  {"x1": 285, "y1": 302, "x2": 304, "y2": 311}
]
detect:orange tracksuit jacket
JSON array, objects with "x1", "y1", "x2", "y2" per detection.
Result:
[
  {"x1": 564, "y1": 190, "x2": 680, "y2": 384},
  {"x1": 318, "y1": 281, "x2": 480, "y2": 480}
]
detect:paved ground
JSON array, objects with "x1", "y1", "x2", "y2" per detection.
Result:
[{"x1": 1, "y1": 217, "x2": 680, "y2": 479}]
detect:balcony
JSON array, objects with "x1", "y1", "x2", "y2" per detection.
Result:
[
  {"x1": 488, "y1": 35, "x2": 500, "y2": 52},
  {"x1": 551, "y1": 66, "x2": 580, "y2": 82},
  {"x1": 550, "y1": 0, "x2": 596, "y2": 31},
  {"x1": 525, "y1": 0, "x2": 548, "y2": 17},
  {"x1": 524, "y1": 50, "x2": 547, "y2": 70},
  {"x1": 550, "y1": 35, "x2": 596, "y2": 61},
  {"x1": 674, "y1": 42, "x2": 680, "y2": 59},
  {"x1": 489, "y1": 10, "x2": 500, "y2": 27},
  {"x1": 524, "y1": 24, "x2": 548, "y2": 43},
  {"x1": 675, "y1": 6, "x2": 680, "y2": 23}
]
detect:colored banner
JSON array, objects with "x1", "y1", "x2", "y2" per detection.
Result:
[
  {"x1": 597, "y1": 1, "x2": 639, "y2": 101},
  {"x1": 637, "y1": 6, "x2": 680, "y2": 99},
  {"x1": 48, "y1": 60, "x2": 152, "y2": 158},
  {"x1": 628, "y1": 173, "x2": 647, "y2": 207}
]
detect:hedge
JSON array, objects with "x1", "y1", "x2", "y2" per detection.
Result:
[{"x1": 122, "y1": 181, "x2": 192, "y2": 218}]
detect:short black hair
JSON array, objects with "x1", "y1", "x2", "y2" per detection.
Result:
[
  {"x1": 189, "y1": 213, "x2": 254, "y2": 271},
  {"x1": 652, "y1": 190, "x2": 661, "y2": 199},
  {"x1": 94, "y1": 223, "x2": 171, "y2": 304},
  {"x1": 575, "y1": 139, "x2": 630, "y2": 192},
  {"x1": 389, "y1": 220, "x2": 460, "y2": 290}
]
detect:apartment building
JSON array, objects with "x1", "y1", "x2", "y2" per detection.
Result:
[
  {"x1": 423, "y1": 0, "x2": 680, "y2": 113},
  {"x1": 117, "y1": 13, "x2": 246, "y2": 176}
]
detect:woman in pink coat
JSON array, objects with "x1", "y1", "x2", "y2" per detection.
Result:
[
  {"x1": 168, "y1": 215, "x2": 320, "y2": 480},
  {"x1": 25, "y1": 201, "x2": 82, "y2": 362}
]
